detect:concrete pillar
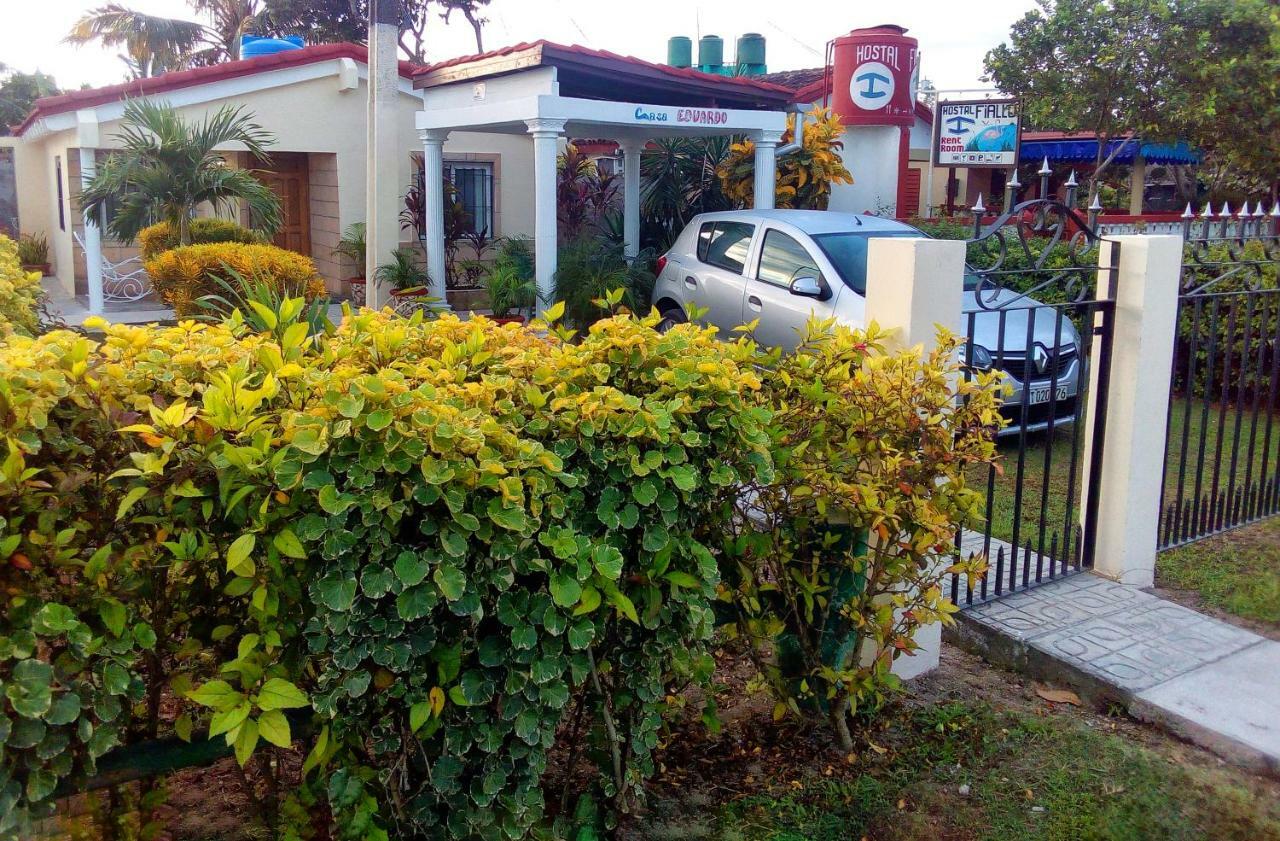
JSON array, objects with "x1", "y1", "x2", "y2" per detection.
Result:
[
  {"x1": 752, "y1": 130, "x2": 784, "y2": 210},
  {"x1": 420, "y1": 129, "x2": 450, "y2": 304},
  {"x1": 365, "y1": 0, "x2": 401, "y2": 309},
  {"x1": 618, "y1": 138, "x2": 643, "y2": 259},
  {"x1": 1129, "y1": 153, "x2": 1146, "y2": 216},
  {"x1": 863, "y1": 236, "x2": 967, "y2": 679},
  {"x1": 78, "y1": 147, "x2": 104, "y2": 315},
  {"x1": 1080, "y1": 235, "x2": 1182, "y2": 586},
  {"x1": 526, "y1": 118, "x2": 566, "y2": 317}
]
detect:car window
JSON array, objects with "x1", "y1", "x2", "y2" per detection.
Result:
[
  {"x1": 813, "y1": 231, "x2": 917, "y2": 295},
  {"x1": 756, "y1": 229, "x2": 821, "y2": 287},
  {"x1": 697, "y1": 221, "x2": 754, "y2": 274}
]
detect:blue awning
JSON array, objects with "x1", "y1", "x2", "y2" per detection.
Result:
[{"x1": 1019, "y1": 137, "x2": 1200, "y2": 166}]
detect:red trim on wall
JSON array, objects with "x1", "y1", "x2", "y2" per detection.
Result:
[
  {"x1": 895, "y1": 125, "x2": 911, "y2": 218},
  {"x1": 14, "y1": 43, "x2": 422, "y2": 136}
]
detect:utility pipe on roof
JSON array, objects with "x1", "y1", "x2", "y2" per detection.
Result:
[{"x1": 775, "y1": 102, "x2": 806, "y2": 156}]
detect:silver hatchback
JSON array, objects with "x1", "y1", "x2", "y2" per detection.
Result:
[{"x1": 649, "y1": 209, "x2": 1082, "y2": 435}]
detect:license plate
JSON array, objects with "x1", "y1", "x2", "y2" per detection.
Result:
[{"x1": 1028, "y1": 385, "x2": 1071, "y2": 405}]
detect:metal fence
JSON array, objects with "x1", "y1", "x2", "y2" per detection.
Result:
[
  {"x1": 949, "y1": 171, "x2": 1119, "y2": 607},
  {"x1": 1158, "y1": 203, "x2": 1280, "y2": 549}
]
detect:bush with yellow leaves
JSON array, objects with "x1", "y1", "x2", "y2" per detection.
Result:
[
  {"x1": 718, "y1": 106, "x2": 854, "y2": 209},
  {"x1": 137, "y1": 218, "x2": 262, "y2": 260},
  {"x1": 144, "y1": 241, "x2": 326, "y2": 316},
  {"x1": 0, "y1": 234, "x2": 45, "y2": 338}
]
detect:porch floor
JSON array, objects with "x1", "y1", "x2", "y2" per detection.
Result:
[{"x1": 949, "y1": 571, "x2": 1280, "y2": 775}]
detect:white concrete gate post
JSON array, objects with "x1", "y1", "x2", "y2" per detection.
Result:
[
  {"x1": 365, "y1": 0, "x2": 401, "y2": 309},
  {"x1": 863, "y1": 236, "x2": 967, "y2": 680},
  {"x1": 526, "y1": 118, "x2": 566, "y2": 317},
  {"x1": 76, "y1": 110, "x2": 104, "y2": 315},
  {"x1": 1080, "y1": 235, "x2": 1183, "y2": 586}
]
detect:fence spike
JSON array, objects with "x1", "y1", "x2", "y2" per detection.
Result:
[
  {"x1": 1181, "y1": 202, "x2": 1194, "y2": 219},
  {"x1": 1202, "y1": 201, "x2": 1215, "y2": 218},
  {"x1": 1252, "y1": 201, "x2": 1266, "y2": 218},
  {"x1": 1221, "y1": 201, "x2": 1233, "y2": 218},
  {"x1": 1039, "y1": 156, "x2": 1052, "y2": 175},
  {"x1": 1088, "y1": 193, "x2": 1102, "y2": 211},
  {"x1": 1065, "y1": 170, "x2": 1077, "y2": 187},
  {"x1": 1271, "y1": 201, "x2": 1280, "y2": 217},
  {"x1": 972, "y1": 193, "x2": 986, "y2": 214}
]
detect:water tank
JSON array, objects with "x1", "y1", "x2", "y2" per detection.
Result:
[
  {"x1": 830, "y1": 25, "x2": 919, "y2": 127},
  {"x1": 698, "y1": 35, "x2": 724, "y2": 73},
  {"x1": 241, "y1": 35, "x2": 305, "y2": 58},
  {"x1": 667, "y1": 36, "x2": 693, "y2": 69},
  {"x1": 736, "y1": 33, "x2": 767, "y2": 75}
]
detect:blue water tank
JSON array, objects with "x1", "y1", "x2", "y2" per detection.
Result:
[{"x1": 241, "y1": 35, "x2": 304, "y2": 58}]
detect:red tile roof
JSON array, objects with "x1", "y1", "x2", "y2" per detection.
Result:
[
  {"x1": 414, "y1": 40, "x2": 796, "y2": 96},
  {"x1": 14, "y1": 43, "x2": 423, "y2": 136}
]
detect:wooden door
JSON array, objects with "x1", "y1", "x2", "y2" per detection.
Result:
[
  {"x1": 900, "y1": 167, "x2": 922, "y2": 219},
  {"x1": 257, "y1": 153, "x2": 311, "y2": 255}
]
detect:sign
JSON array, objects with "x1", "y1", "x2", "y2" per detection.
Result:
[
  {"x1": 934, "y1": 99, "x2": 1020, "y2": 167},
  {"x1": 831, "y1": 27, "x2": 920, "y2": 127},
  {"x1": 631, "y1": 106, "x2": 731, "y2": 126},
  {"x1": 850, "y1": 61, "x2": 895, "y2": 111}
]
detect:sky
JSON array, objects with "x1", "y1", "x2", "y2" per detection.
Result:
[{"x1": 0, "y1": 0, "x2": 1038, "y2": 94}]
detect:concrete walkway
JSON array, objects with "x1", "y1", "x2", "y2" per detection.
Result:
[{"x1": 948, "y1": 571, "x2": 1280, "y2": 775}]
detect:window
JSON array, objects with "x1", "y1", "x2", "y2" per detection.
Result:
[
  {"x1": 756, "y1": 229, "x2": 821, "y2": 287},
  {"x1": 445, "y1": 161, "x2": 494, "y2": 236},
  {"x1": 55, "y1": 157, "x2": 65, "y2": 231},
  {"x1": 812, "y1": 231, "x2": 917, "y2": 295},
  {"x1": 696, "y1": 221, "x2": 754, "y2": 274}
]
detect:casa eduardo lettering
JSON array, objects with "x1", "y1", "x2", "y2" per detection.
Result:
[{"x1": 633, "y1": 107, "x2": 730, "y2": 125}]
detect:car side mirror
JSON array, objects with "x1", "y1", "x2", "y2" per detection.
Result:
[{"x1": 789, "y1": 275, "x2": 827, "y2": 300}]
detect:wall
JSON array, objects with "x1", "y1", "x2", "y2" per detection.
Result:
[{"x1": 828, "y1": 125, "x2": 901, "y2": 216}]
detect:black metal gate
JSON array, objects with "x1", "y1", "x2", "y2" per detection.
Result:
[
  {"x1": 949, "y1": 175, "x2": 1119, "y2": 607},
  {"x1": 1159, "y1": 205, "x2": 1280, "y2": 549}
]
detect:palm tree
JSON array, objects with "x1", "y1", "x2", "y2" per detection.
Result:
[
  {"x1": 80, "y1": 99, "x2": 283, "y2": 245},
  {"x1": 66, "y1": 1, "x2": 262, "y2": 78}
]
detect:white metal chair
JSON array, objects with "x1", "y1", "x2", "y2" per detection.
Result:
[{"x1": 74, "y1": 232, "x2": 152, "y2": 303}]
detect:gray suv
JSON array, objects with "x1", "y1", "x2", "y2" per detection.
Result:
[{"x1": 650, "y1": 210, "x2": 1082, "y2": 435}]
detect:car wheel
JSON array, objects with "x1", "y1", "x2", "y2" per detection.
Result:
[{"x1": 657, "y1": 308, "x2": 687, "y2": 333}]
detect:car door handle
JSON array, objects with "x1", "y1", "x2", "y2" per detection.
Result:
[
  {"x1": 683, "y1": 275, "x2": 697, "y2": 290},
  {"x1": 747, "y1": 295, "x2": 763, "y2": 312}
]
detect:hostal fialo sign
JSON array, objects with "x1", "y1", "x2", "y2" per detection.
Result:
[{"x1": 934, "y1": 99, "x2": 1021, "y2": 167}]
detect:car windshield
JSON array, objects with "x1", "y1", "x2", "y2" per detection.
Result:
[{"x1": 812, "y1": 231, "x2": 920, "y2": 295}]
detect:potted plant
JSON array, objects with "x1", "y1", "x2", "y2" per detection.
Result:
[
  {"x1": 375, "y1": 247, "x2": 437, "y2": 315},
  {"x1": 484, "y1": 260, "x2": 535, "y2": 325},
  {"x1": 333, "y1": 222, "x2": 367, "y2": 302},
  {"x1": 16, "y1": 233, "x2": 50, "y2": 276}
]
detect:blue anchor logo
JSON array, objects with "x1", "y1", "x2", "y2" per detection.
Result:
[
  {"x1": 856, "y1": 70, "x2": 891, "y2": 99},
  {"x1": 946, "y1": 115, "x2": 975, "y2": 134}
]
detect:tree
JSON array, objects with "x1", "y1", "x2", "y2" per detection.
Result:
[
  {"x1": 718, "y1": 107, "x2": 854, "y2": 210},
  {"x1": 80, "y1": 99, "x2": 282, "y2": 245},
  {"x1": 259, "y1": 0, "x2": 367, "y2": 46},
  {"x1": 439, "y1": 0, "x2": 490, "y2": 53},
  {"x1": 984, "y1": 0, "x2": 1280, "y2": 202},
  {"x1": 0, "y1": 68, "x2": 59, "y2": 134},
  {"x1": 65, "y1": 4, "x2": 210, "y2": 79}
]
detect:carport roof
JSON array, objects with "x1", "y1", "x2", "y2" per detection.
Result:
[{"x1": 412, "y1": 40, "x2": 796, "y2": 110}]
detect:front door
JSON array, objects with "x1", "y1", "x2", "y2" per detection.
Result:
[{"x1": 256, "y1": 152, "x2": 311, "y2": 256}]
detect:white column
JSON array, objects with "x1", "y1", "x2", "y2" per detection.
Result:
[
  {"x1": 618, "y1": 138, "x2": 644, "y2": 259},
  {"x1": 365, "y1": 0, "x2": 400, "y2": 309},
  {"x1": 526, "y1": 118, "x2": 566, "y2": 318},
  {"x1": 420, "y1": 129, "x2": 450, "y2": 305},
  {"x1": 863, "y1": 236, "x2": 967, "y2": 680},
  {"x1": 752, "y1": 130, "x2": 784, "y2": 211},
  {"x1": 1080, "y1": 235, "x2": 1182, "y2": 586},
  {"x1": 78, "y1": 147, "x2": 104, "y2": 315},
  {"x1": 1129, "y1": 153, "x2": 1146, "y2": 216}
]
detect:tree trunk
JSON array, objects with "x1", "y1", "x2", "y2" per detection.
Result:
[{"x1": 464, "y1": 8, "x2": 484, "y2": 52}]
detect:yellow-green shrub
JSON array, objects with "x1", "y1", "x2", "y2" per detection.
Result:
[
  {"x1": 0, "y1": 235, "x2": 45, "y2": 338},
  {"x1": 144, "y1": 242, "x2": 326, "y2": 316},
  {"x1": 137, "y1": 218, "x2": 262, "y2": 260}
]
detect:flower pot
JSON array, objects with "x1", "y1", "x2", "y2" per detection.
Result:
[
  {"x1": 491, "y1": 315, "x2": 527, "y2": 326},
  {"x1": 346, "y1": 277, "x2": 367, "y2": 303},
  {"x1": 390, "y1": 285, "x2": 433, "y2": 317},
  {"x1": 21, "y1": 263, "x2": 50, "y2": 276}
]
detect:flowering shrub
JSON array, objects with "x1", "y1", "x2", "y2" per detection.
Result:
[
  {"x1": 144, "y1": 241, "x2": 325, "y2": 316},
  {"x1": 0, "y1": 298, "x2": 1000, "y2": 839},
  {"x1": 0, "y1": 235, "x2": 45, "y2": 338},
  {"x1": 137, "y1": 218, "x2": 262, "y2": 260},
  {"x1": 718, "y1": 106, "x2": 854, "y2": 210}
]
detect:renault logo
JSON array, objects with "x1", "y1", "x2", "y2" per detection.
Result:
[{"x1": 1033, "y1": 345, "x2": 1050, "y2": 375}]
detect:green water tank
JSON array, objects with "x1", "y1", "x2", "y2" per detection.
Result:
[
  {"x1": 667, "y1": 36, "x2": 692, "y2": 68},
  {"x1": 736, "y1": 33, "x2": 767, "y2": 75},
  {"x1": 698, "y1": 35, "x2": 724, "y2": 73}
]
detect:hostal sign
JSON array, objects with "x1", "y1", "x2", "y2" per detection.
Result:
[{"x1": 934, "y1": 99, "x2": 1021, "y2": 167}]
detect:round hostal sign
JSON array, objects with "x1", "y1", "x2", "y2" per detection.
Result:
[{"x1": 850, "y1": 61, "x2": 895, "y2": 111}]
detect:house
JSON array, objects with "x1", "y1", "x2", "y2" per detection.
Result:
[{"x1": 6, "y1": 42, "x2": 536, "y2": 304}]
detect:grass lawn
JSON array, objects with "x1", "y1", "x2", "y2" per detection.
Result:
[
  {"x1": 629, "y1": 649, "x2": 1280, "y2": 841},
  {"x1": 973, "y1": 397, "x2": 1280, "y2": 553},
  {"x1": 1156, "y1": 516, "x2": 1280, "y2": 630}
]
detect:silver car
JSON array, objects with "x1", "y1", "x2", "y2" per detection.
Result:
[{"x1": 650, "y1": 210, "x2": 1082, "y2": 435}]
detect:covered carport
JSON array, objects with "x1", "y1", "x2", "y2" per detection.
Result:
[{"x1": 412, "y1": 41, "x2": 793, "y2": 315}]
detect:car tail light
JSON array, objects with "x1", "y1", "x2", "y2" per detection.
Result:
[{"x1": 655, "y1": 254, "x2": 668, "y2": 276}]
